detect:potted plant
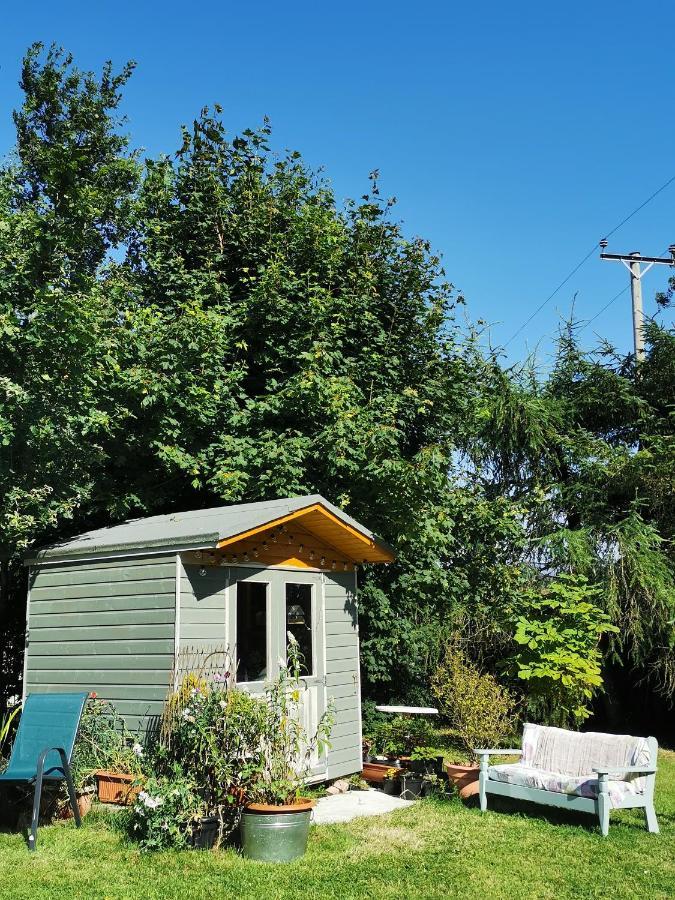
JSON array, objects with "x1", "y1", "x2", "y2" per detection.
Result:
[
  {"x1": 400, "y1": 772, "x2": 424, "y2": 800},
  {"x1": 95, "y1": 743, "x2": 144, "y2": 805},
  {"x1": 409, "y1": 746, "x2": 444, "y2": 776},
  {"x1": 421, "y1": 772, "x2": 445, "y2": 798},
  {"x1": 376, "y1": 716, "x2": 435, "y2": 766},
  {"x1": 239, "y1": 635, "x2": 334, "y2": 863},
  {"x1": 62, "y1": 696, "x2": 146, "y2": 807},
  {"x1": 431, "y1": 640, "x2": 516, "y2": 800},
  {"x1": 382, "y1": 767, "x2": 401, "y2": 796}
]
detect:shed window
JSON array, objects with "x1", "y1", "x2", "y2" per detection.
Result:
[
  {"x1": 236, "y1": 582, "x2": 267, "y2": 682},
  {"x1": 286, "y1": 583, "x2": 313, "y2": 676}
]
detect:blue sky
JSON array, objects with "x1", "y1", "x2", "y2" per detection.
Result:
[{"x1": 1, "y1": 1, "x2": 673, "y2": 366}]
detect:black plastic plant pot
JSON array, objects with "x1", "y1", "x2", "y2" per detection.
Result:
[
  {"x1": 401, "y1": 775, "x2": 424, "y2": 800},
  {"x1": 0, "y1": 789, "x2": 21, "y2": 829},
  {"x1": 188, "y1": 816, "x2": 219, "y2": 850},
  {"x1": 410, "y1": 759, "x2": 439, "y2": 776},
  {"x1": 382, "y1": 777, "x2": 400, "y2": 797}
]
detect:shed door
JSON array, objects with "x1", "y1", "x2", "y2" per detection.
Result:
[{"x1": 228, "y1": 567, "x2": 327, "y2": 780}]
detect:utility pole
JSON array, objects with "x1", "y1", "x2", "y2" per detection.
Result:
[{"x1": 599, "y1": 242, "x2": 675, "y2": 361}]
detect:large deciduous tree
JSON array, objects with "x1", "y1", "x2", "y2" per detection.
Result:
[{"x1": 0, "y1": 44, "x2": 139, "y2": 702}]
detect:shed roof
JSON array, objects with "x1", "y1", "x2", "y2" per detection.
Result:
[{"x1": 27, "y1": 495, "x2": 395, "y2": 565}]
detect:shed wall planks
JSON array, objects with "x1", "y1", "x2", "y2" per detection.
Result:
[
  {"x1": 26, "y1": 555, "x2": 176, "y2": 737},
  {"x1": 178, "y1": 561, "x2": 229, "y2": 658},
  {"x1": 322, "y1": 571, "x2": 362, "y2": 780}
]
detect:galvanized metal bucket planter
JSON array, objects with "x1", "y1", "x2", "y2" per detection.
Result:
[{"x1": 240, "y1": 799, "x2": 315, "y2": 863}]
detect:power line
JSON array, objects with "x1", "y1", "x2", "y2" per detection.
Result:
[
  {"x1": 601, "y1": 174, "x2": 675, "y2": 242},
  {"x1": 580, "y1": 284, "x2": 629, "y2": 331},
  {"x1": 503, "y1": 172, "x2": 675, "y2": 348},
  {"x1": 504, "y1": 245, "x2": 597, "y2": 347}
]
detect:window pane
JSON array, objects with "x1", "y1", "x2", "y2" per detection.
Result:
[
  {"x1": 236, "y1": 582, "x2": 267, "y2": 682},
  {"x1": 286, "y1": 583, "x2": 313, "y2": 676}
]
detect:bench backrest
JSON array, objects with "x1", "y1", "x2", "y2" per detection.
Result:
[
  {"x1": 4, "y1": 692, "x2": 89, "y2": 780},
  {"x1": 521, "y1": 723, "x2": 654, "y2": 779}
]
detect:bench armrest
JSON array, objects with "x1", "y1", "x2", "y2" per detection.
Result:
[
  {"x1": 474, "y1": 749, "x2": 523, "y2": 756},
  {"x1": 592, "y1": 766, "x2": 656, "y2": 776}
]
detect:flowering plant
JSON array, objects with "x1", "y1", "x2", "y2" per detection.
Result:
[
  {"x1": 157, "y1": 680, "x2": 268, "y2": 811},
  {"x1": 127, "y1": 769, "x2": 206, "y2": 852},
  {"x1": 244, "y1": 634, "x2": 335, "y2": 806}
]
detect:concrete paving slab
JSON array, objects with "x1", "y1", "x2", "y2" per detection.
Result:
[{"x1": 312, "y1": 788, "x2": 414, "y2": 825}]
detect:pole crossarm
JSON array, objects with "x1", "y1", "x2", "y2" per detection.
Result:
[{"x1": 600, "y1": 252, "x2": 675, "y2": 266}]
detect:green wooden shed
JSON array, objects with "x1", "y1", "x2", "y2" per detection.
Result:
[{"x1": 23, "y1": 495, "x2": 394, "y2": 781}]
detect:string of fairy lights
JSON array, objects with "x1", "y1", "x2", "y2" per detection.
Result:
[{"x1": 193, "y1": 522, "x2": 357, "y2": 573}]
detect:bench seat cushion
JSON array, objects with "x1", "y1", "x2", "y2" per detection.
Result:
[{"x1": 488, "y1": 763, "x2": 643, "y2": 808}]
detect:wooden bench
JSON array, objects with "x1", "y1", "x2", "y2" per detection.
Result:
[{"x1": 476, "y1": 723, "x2": 659, "y2": 836}]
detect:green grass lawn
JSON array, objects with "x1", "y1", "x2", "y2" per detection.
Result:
[{"x1": 1, "y1": 750, "x2": 674, "y2": 900}]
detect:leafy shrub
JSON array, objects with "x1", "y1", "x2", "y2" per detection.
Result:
[
  {"x1": 372, "y1": 715, "x2": 435, "y2": 757},
  {"x1": 157, "y1": 681, "x2": 268, "y2": 811},
  {"x1": 409, "y1": 746, "x2": 443, "y2": 762},
  {"x1": 431, "y1": 641, "x2": 516, "y2": 761},
  {"x1": 127, "y1": 769, "x2": 205, "y2": 852},
  {"x1": 507, "y1": 574, "x2": 618, "y2": 725},
  {"x1": 361, "y1": 699, "x2": 389, "y2": 743}
]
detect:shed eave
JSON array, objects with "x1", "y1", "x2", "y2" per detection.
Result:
[{"x1": 24, "y1": 531, "x2": 221, "y2": 565}]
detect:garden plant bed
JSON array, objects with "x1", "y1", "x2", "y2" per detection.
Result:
[{"x1": 0, "y1": 749, "x2": 672, "y2": 899}]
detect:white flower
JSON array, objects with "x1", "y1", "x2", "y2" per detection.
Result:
[
  {"x1": 132, "y1": 742, "x2": 143, "y2": 758},
  {"x1": 218, "y1": 699, "x2": 227, "y2": 709},
  {"x1": 139, "y1": 790, "x2": 163, "y2": 810}
]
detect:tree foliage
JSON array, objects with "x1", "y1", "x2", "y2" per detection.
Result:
[{"x1": 0, "y1": 45, "x2": 673, "y2": 736}]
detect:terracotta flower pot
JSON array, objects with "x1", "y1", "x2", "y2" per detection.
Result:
[
  {"x1": 94, "y1": 770, "x2": 140, "y2": 805},
  {"x1": 362, "y1": 762, "x2": 392, "y2": 785},
  {"x1": 446, "y1": 763, "x2": 480, "y2": 799},
  {"x1": 59, "y1": 792, "x2": 93, "y2": 820}
]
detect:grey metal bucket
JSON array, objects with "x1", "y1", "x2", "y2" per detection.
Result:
[{"x1": 240, "y1": 809, "x2": 312, "y2": 862}]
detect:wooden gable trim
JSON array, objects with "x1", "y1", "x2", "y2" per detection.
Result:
[{"x1": 215, "y1": 503, "x2": 394, "y2": 563}]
